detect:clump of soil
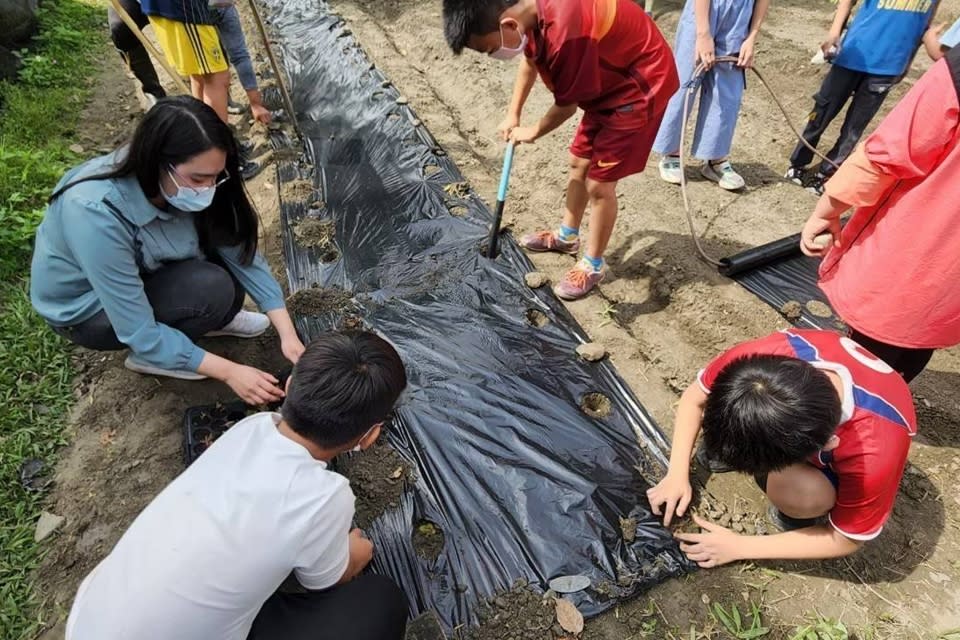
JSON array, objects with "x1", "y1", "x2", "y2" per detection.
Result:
[
  {"x1": 286, "y1": 285, "x2": 353, "y2": 316},
  {"x1": 780, "y1": 300, "x2": 803, "y2": 320},
  {"x1": 805, "y1": 299, "x2": 833, "y2": 318},
  {"x1": 341, "y1": 314, "x2": 364, "y2": 330},
  {"x1": 525, "y1": 309, "x2": 550, "y2": 327},
  {"x1": 412, "y1": 519, "x2": 445, "y2": 563},
  {"x1": 280, "y1": 179, "x2": 316, "y2": 202},
  {"x1": 446, "y1": 202, "x2": 468, "y2": 217},
  {"x1": 443, "y1": 182, "x2": 471, "y2": 198},
  {"x1": 461, "y1": 580, "x2": 557, "y2": 640},
  {"x1": 293, "y1": 217, "x2": 339, "y2": 262},
  {"x1": 619, "y1": 516, "x2": 637, "y2": 543},
  {"x1": 580, "y1": 392, "x2": 612, "y2": 419},
  {"x1": 524, "y1": 272, "x2": 548, "y2": 289},
  {"x1": 336, "y1": 443, "x2": 412, "y2": 530},
  {"x1": 694, "y1": 494, "x2": 765, "y2": 535},
  {"x1": 424, "y1": 162, "x2": 442, "y2": 178}
]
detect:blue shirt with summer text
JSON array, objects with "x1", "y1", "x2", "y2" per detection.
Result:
[{"x1": 834, "y1": 0, "x2": 936, "y2": 76}]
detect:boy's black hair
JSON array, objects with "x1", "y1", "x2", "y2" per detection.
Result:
[
  {"x1": 282, "y1": 331, "x2": 407, "y2": 449},
  {"x1": 443, "y1": 0, "x2": 519, "y2": 54},
  {"x1": 701, "y1": 354, "x2": 842, "y2": 475}
]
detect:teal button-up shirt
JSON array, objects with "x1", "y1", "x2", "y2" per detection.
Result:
[{"x1": 30, "y1": 152, "x2": 285, "y2": 372}]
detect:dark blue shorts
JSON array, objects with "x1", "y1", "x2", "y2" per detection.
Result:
[{"x1": 818, "y1": 466, "x2": 839, "y2": 489}]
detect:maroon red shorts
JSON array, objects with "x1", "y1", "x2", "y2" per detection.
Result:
[{"x1": 569, "y1": 104, "x2": 665, "y2": 182}]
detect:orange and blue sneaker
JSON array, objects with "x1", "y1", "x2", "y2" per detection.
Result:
[
  {"x1": 554, "y1": 258, "x2": 606, "y2": 300},
  {"x1": 520, "y1": 229, "x2": 580, "y2": 255}
]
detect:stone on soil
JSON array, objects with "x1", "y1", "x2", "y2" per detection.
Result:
[
  {"x1": 576, "y1": 342, "x2": 607, "y2": 362},
  {"x1": 35, "y1": 511, "x2": 64, "y2": 542}
]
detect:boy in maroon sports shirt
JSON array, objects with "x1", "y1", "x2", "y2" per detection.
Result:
[{"x1": 443, "y1": 0, "x2": 678, "y2": 300}]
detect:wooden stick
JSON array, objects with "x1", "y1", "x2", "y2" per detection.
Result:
[
  {"x1": 107, "y1": 0, "x2": 190, "y2": 94},
  {"x1": 244, "y1": 0, "x2": 300, "y2": 137}
]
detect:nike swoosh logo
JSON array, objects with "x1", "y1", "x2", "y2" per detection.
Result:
[{"x1": 596, "y1": 160, "x2": 620, "y2": 168}]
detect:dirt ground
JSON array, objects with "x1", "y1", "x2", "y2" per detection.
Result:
[{"x1": 32, "y1": 0, "x2": 960, "y2": 638}]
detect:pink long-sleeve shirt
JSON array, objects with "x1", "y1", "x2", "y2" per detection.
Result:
[{"x1": 819, "y1": 53, "x2": 960, "y2": 349}]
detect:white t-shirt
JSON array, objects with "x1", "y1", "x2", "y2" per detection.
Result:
[{"x1": 66, "y1": 412, "x2": 354, "y2": 640}]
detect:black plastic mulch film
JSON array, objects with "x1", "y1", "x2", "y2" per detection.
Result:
[
  {"x1": 257, "y1": 0, "x2": 691, "y2": 629},
  {"x1": 720, "y1": 233, "x2": 844, "y2": 331}
]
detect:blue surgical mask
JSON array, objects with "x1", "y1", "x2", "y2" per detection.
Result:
[
  {"x1": 490, "y1": 24, "x2": 528, "y2": 61},
  {"x1": 161, "y1": 167, "x2": 221, "y2": 212}
]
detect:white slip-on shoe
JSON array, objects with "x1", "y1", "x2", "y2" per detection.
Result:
[
  {"x1": 206, "y1": 310, "x2": 271, "y2": 338},
  {"x1": 124, "y1": 355, "x2": 207, "y2": 380}
]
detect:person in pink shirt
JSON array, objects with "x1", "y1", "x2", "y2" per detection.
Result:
[{"x1": 800, "y1": 46, "x2": 960, "y2": 382}]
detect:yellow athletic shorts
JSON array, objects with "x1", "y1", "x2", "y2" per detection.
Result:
[{"x1": 148, "y1": 16, "x2": 228, "y2": 76}]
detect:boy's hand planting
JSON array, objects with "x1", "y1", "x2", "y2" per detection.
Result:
[
  {"x1": 646, "y1": 472, "x2": 693, "y2": 527},
  {"x1": 674, "y1": 514, "x2": 742, "y2": 568}
]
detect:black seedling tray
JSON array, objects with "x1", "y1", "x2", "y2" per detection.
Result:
[
  {"x1": 182, "y1": 367, "x2": 292, "y2": 466},
  {"x1": 182, "y1": 401, "x2": 252, "y2": 466}
]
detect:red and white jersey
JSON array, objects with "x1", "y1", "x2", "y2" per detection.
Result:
[{"x1": 698, "y1": 329, "x2": 916, "y2": 540}]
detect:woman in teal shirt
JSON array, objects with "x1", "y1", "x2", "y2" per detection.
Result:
[{"x1": 31, "y1": 96, "x2": 304, "y2": 405}]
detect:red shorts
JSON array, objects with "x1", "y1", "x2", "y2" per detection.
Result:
[{"x1": 569, "y1": 104, "x2": 664, "y2": 182}]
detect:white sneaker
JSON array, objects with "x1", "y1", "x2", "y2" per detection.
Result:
[
  {"x1": 701, "y1": 160, "x2": 746, "y2": 191},
  {"x1": 658, "y1": 155, "x2": 683, "y2": 184},
  {"x1": 206, "y1": 310, "x2": 271, "y2": 338},
  {"x1": 124, "y1": 355, "x2": 207, "y2": 380}
]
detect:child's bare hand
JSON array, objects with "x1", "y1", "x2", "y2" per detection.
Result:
[
  {"x1": 251, "y1": 103, "x2": 273, "y2": 125},
  {"x1": 737, "y1": 36, "x2": 757, "y2": 68},
  {"x1": 349, "y1": 528, "x2": 374, "y2": 569},
  {"x1": 508, "y1": 125, "x2": 539, "y2": 144},
  {"x1": 800, "y1": 210, "x2": 842, "y2": 257},
  {"x1": 646, "y1": 472, "x2": 693, "y2": 527},
  {"x1": 497, "y1": 114, "x2": 520, "y2": 141},
  {"x1": 696, "y1": 33, "x2": 716, "y2": 69},
  {"x1": 674, "y1": 514, "x2": 744, "y2": 568},
  {"x1": 821, "y1": 33, "x2": 841, "y2": 57}
]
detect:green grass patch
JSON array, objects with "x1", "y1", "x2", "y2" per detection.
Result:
[{"x1": 0, "y1": 0, "x2": 108, "y2": 638}]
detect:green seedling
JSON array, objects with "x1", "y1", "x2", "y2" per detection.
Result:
[
  {"x1": 598, "y1": 302, "x2": 619, "y2": 327},
  {"x1": 789, "y1": 613, "x2": 848, "y2": 640},
  {"x1": 710, "y1": 601, "x2": 769, "y2": 639}
]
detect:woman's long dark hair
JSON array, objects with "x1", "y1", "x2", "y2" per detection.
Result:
[{"x1": 50, "y1": 96, "x2": 259, "y2": 263}]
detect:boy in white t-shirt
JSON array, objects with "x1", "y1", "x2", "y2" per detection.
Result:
[{"x1": 66, "y1": 331, "x2": 409, "y2": 640}]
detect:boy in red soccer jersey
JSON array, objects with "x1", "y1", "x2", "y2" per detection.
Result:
[
  {"x1": 443, "y1": 0, "x2": 679, "y2": 300},
  {"x1": 647, "y1": 329, "x2": 916, "y2": 566}
]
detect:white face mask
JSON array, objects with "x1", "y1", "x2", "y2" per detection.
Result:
[
  {"x1": 489, "y1": 23, "x2": 527, "y2": 61},
  {"x1": 350, "y1": 425, "x2": 378, "y2": 453},
  {"x1": 161, "y1": 166, "x2": 228, "y2": 212}
]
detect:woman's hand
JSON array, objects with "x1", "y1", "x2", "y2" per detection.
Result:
[
  {"x1": 225, "y1": 364, "x2": 285, "y2": 405},
  {"x1": 646, "y1": 472, "x2": 693, "y2": 527},
  {"x1": 281, "y1": 333, "x2": 306, "y2": 364},
  {"x1": 696, "y1": 32, "x2": 716, "y2": 69},
  {"x1": 267, "y1": 308, "x2": 304, "y2": 365}
]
